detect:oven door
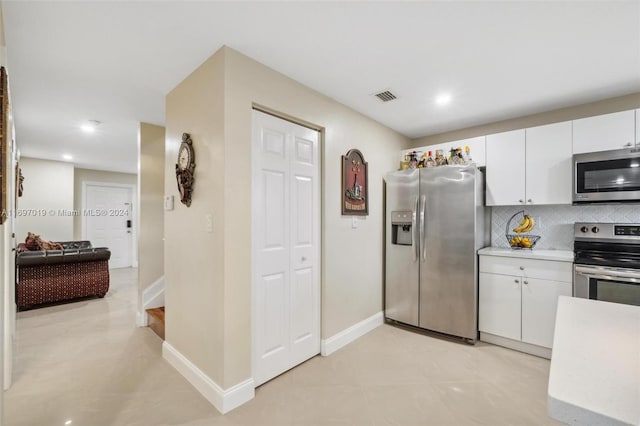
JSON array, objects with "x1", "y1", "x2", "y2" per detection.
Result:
[
  {"x1": 573, "y1": 149, "x2": 640, "y2": 203},
  {"x1": 574, "y1": 265, "x2": 640, "y2": 306}
]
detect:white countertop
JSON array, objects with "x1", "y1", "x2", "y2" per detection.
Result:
[
  {"x1": 548, "y1": 297, "x2": 640, "y2": 426},
  {"x1": 477, "y1": 247, "x2": 574, "y2": 262}
]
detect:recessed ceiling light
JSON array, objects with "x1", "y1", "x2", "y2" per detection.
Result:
[
  {"x1": 435, "y1": 93, "x2": 452, "y2": 105},
  {"x1": 80, "y1": 120, "x2": 100, "y2": 133},
  {"x1": 62, "y1": 154, "x2": 73, "y2": 161}
]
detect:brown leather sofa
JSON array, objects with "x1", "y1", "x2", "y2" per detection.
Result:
[{"x1": 16, "y1": 240, "x2": 111, "y2": 310}]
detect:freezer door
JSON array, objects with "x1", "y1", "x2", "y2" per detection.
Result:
[
  {"x1": 419, "y1": 166, "x2": 479, "y2": 339},
  {"x1": 384, "y1": 169, "x2": 420, "y2": 326}
]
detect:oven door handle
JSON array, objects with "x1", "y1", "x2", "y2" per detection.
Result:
[{"x1": 575, "y1": 265, "x2": 640, "y2": 283}]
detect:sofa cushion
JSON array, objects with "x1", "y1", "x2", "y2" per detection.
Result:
[{"x1": 16, "y1": 246, "x2": 111, "y2": 266}]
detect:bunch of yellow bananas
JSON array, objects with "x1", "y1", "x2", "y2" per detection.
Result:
[
  {"x1": 513, "y1": 215, "x2": 535, "y2": 233},
  {"x1": 509, "y1": 236, "x2": 533, "y2": 248}
]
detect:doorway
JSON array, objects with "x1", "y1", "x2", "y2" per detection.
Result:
[
  {"x1": 82, "y1": 183, "x2": 134, "y2": 269},
  {"x1": 251, "y1": 109, "x2": 321, "y2": 386}
]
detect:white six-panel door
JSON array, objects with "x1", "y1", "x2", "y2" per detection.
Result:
[{"x1": 252, "y1": 110, "x2": 320, "y2": 387}]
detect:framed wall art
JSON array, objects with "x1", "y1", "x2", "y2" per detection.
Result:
[
  {"x1": 0, "y1": 67, "x2": 8, "y2": 225},
  {"x1": 341, "y1": 149, "x2": 368, "y2": 216}
]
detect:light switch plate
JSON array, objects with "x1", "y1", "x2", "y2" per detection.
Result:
[
  {"x1": 352, "y1": 217, "x2": 358, "y2": 229},
  {"x1": 164, "y1": 195, "x2": 174, "y2": 211}
]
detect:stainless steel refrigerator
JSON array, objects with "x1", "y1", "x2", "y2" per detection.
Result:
[{"x1": 384, "y1": 165, "x2": 489, "y2": 342}]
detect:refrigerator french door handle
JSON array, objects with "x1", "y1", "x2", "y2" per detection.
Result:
[
  {"x1": 412, "y1": 196, "x2": 418, "y2": 262},
  {"x1": 420, "y1": 195, "x2": 426, "y2": 262}
]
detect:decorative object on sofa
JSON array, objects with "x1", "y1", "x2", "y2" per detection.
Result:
[
  {"x1": 24, "y1": 232, "x2": 64, "y2": 251},
  {"x1": 341, "y1": 149, "x2": 368, "y2": 216},
  {"x1": 16, "y1": 240, "x2": 111, "y2": 310},
  {"x1": 0, "y1": 67, "x2": 8, "y2": 225},
  {"x1": 175, "y1": 132, "x2": 195, "y2": 207}
]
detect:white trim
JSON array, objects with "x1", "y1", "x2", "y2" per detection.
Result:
[
  {"x1": 480, "y1": 332, "x2": 552, "y2": 359},
  {"x1": 137, "y1": 276, "x2": 165, "y2": 327},
  {"x1": 321, "y1": 311, "x2": 384, "y2": 356},
  {"x1": 81, "y1": 181, "x2": 138, "y2": 268},
  {"x1": 136, "y1": 311, "x2": 148, "y2": 327},
  {"x1": 162, "y1": 341, "x2": 255, "y2": 414},
  {"x1": 142, "y1": 276, "x2": 165, "y2": 309}
]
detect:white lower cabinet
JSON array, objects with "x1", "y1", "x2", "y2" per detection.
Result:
[{"x1": 479, "y1": 254, "x2": 572, "y2": 358}]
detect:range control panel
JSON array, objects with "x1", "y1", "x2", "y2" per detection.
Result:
[
  {"x1": 614, "y1": 225, "x2": 640, "y2": 236},
  {"x1": 575, "y1": 222, "x2": 640, "y2": 242}
]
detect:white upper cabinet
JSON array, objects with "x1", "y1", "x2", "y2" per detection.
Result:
[
  {"x1": 525, "y1": 121, "x2": 573, "y2": 205},
  {"x1": 572, "y1": 110, "x2": 636, "y2": 154},
  {"x1": 486, "y1": 129, "x2": 526, "y2": 206},
  {"x1": 487, "y1": 123, "x2": 572, "y2": 206},
  {"x1": 636, "y1": 109, "x2": 640, "y2": 146}
]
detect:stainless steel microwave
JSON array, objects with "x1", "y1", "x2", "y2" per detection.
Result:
[{"x1": 574, "y1": 148, "x2": 640, "y2": 204}]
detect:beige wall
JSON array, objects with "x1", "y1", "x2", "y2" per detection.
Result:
[
  {"x1": 410, "y1": 92, "x2": 640, "y2": 147},
  {"x1": 72, "y1": 168, "x2": 137, "y2": 240},
  {"x1": 165, "y1": 46, "x2": 408, "y2": 389},
  {"x1": 16, "y1": 157, "x2": 74, "y2": 242},
  {"x1": 165, "y1": 49, "x2": 226, "y2": 384},
  {"x1": 0, "y1": 3, "x2": 6, "y2": 68},
  {"x1": 137, "y1": 123, "x2": 165, "y2": 308}
]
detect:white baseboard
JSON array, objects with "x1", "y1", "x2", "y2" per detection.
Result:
[
  {"x1": 321, "y1": 311, "x2": 383, "y2": 356},
  {"x1": 136, "y1": 311, "x2": 147, "y2": 327},
  {"x1": 480, "y1": 332, "x2": 552, "y2": 359},
  {"x1": 142, "y1": 276, "x2": 165, "y2": 310},
  {"x1": 162, "y1": 341, "x2": 255, "y2": 414}
]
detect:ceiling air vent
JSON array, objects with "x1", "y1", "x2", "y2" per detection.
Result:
[{"x1": 374, "y1": 90, "x2": 397, "y2": 102}]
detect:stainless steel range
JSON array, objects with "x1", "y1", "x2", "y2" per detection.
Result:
[{"x1": 574, "y1": 223, "x2": 640, "y2": 306}]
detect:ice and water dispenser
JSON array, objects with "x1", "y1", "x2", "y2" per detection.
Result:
[{"x1": 391, "y1": 211, "x2": 413, "y2": 246}]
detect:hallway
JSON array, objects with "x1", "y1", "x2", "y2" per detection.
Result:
[
  {"x1": 5, "y1": 268, "x2": 558, "y2": 425},
  {"x1": 5, "y1": 269, "x2": 221, "y2": 425}
]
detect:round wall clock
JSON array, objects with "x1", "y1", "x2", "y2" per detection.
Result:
[{"x1": 175, "y1": 132, "x2": 196, "y2": 207}]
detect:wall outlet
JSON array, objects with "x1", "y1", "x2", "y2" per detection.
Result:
[{"x1": 205, "y1": 213, "x2": 213, "y2": 233}]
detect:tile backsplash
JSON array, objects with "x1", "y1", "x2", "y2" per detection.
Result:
[{"x1": 491, "y1": 205, "x2": 640, "y2": 250}]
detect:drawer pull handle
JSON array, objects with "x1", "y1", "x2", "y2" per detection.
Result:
[
  {"x1": 514, "y1": 279, "x2": 519, "y2": 283},
  {"x1": 523, "y1": 280, "x2": 528, "y2": 285},
  {"x1": 519, "y1": 266, "x2": 524, "y2": 270}
]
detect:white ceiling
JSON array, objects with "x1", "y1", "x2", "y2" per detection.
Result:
[{"x1": 3, "y1": 1, "x2": 640, "y2": 174}]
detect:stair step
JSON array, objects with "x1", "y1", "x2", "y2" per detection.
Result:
[{"x1": 146, "y1": 307, "x2": 165, "y2": 340}]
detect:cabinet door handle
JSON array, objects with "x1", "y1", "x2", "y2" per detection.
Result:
[
  {"x1": 519, "y1": 266, "x2": 524, "y2": 270},
  {"x1": 514, "y1": 279, "x2": 519, "y2": 283},
  {"x1": 523, "y1": 280, "x2": 528, "y2": 285},
  {"x1": 625, "y1": 142, "x2": 633, "y2": 147},
  {"x1": 519, "y1": 199, "x2": 523, "y2": 203},
  {"x1": 527, "y1": 199, "x2": 532, "y2": 203}
]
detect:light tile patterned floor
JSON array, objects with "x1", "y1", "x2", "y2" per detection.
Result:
[{"x1": 5, "y1": 268, "x2": 560, "y2": 425}]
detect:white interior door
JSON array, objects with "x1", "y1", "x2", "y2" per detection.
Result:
[
  {"x1": 252, "y1": 110, "x2": 320, "y2": 387},
  {"x1": 84, "y1": 185, "x2": 132, "y2": 269}
]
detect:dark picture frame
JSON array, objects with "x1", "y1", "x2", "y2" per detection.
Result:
[
  {"x1": 341, "y1": 149, "x2": 369, "y2": 216},
  {"x1": 0, "y1": 67, "x2": 8, "y2": 225}
]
